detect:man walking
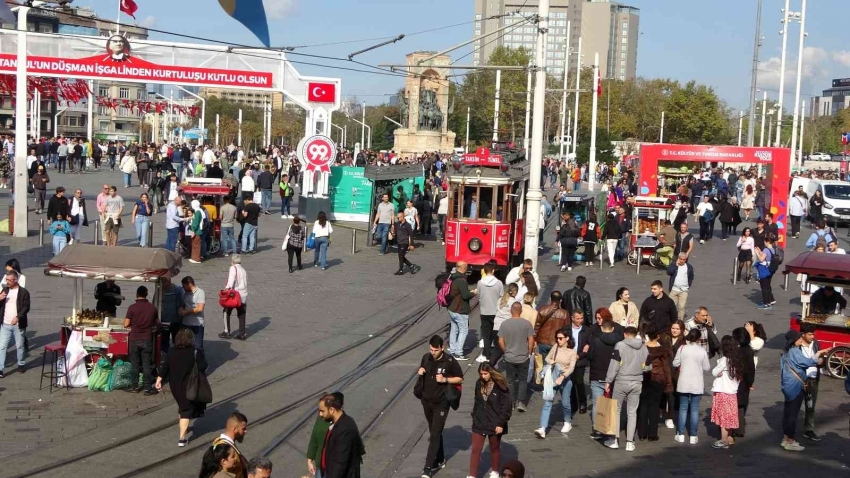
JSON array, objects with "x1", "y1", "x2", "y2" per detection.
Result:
[
  {"x1": 639, "y1": 280, "x2": 678, "y2": 335},
  {"x1": 684, "y1": 306, "x2": 717, "y2": 354},
  {"x1": 103, "y1": 186, "x2": 124, "y2": 247},
  {"x1": 588, "y1": 319, "x2": 624, "y2": 438},
  {"x1": 256, "y1": 164, "x2": 274, "y2": 214},
  {"x1": 392, "y1": 211, "x2": 419, "y2": 275},
  {"x1": 123, "y1": 286, "x2": 159, "y2": 395},
  {"x1": 476, "y1": 263, "x2": 503, "y2": 363},
  {"x1": 307, "y1": 392, "x2": 344, "y2": 478},
  {"x1": 319, "y1": 393, "x2": 364, "y2": 478},
  {"x1": 241, "y1": 195, "x2": 261, "y2": 254},
  {"x1": 447, "y1": 261, "x2": 476, "y2": 360},
  {"x1": 799, "y1": 322, "x2": 824, "y2": 442},
  {"x1": 535, "y1": 291, "x2": 568, "y2": 358},
  {"x1": 213, "y1": 412, "x2": 249, "y2": 478},
  {"x1": 499, "y1": 302, "x2": 535, "y2": 412},
  {"x1": 373, "y1": 193, "x2": 395, "y2": 255},
  {"x1": 569, "y1": 311, "x2": 592, "y2": 414},
  {"x1": 0, "y1": 270, "x2": 30, "y2": 376},
  {"x1": 220, "y1": 195, "x2": 238, "y2": 256},
  {"x1": 561, "y1": 276, "x2": 593, "y2": 326},
  {"x1": 416, "y1": 335, "x2": 463, "y2": 478},
  {"x1": 604, "y1": 326, "x2": 649, "y2": 451},
  {"x1": 666, "y1": 253, "x2": 695, "y2": 320},
  {"x1": 165, "y1": 196, "x2": 186, "y2": 252},
  {"x1": 179, "y1": 276, "x2": 205, "y2": 351}
]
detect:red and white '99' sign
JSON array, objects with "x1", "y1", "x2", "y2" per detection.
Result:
[{"x1": 297, "y1": 134, "x2": 337, "y2": 173}]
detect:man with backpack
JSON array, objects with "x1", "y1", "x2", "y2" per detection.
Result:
[
  {"x1": 416, "y1": 335, "x2": 463, "y2": 478},
  {"x1": 805, "y1": 221, "x2": 835, "y2": 250},
  {"x1": 446, "y1": 261, "x2": 476, "y2": 360},
  {"x1": 754, "y1": 233, "x2": 782, "y2": 310}
]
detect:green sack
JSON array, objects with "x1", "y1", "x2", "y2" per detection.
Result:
[
  {"x1": 109, "y1": 359, "x2": 133, "y2": 390},
  {"x1": 88, "y1": 357, "x2": 114, "y2": 392}
]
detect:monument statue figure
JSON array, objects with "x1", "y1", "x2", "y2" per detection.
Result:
[
  {"x1": 418, "y1": 89, "x2": 444, "y2": 132},
  {"x1": 399, "y1": 94, "x2": 409, "y2": 129}
]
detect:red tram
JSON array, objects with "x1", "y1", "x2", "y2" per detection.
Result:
[{"x1": 444, "y1": 144, "x2": 528, "y2": 272}]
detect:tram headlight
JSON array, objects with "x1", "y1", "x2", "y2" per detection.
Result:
[{"x1": 469, "y1": 238, "x2": 483, "y2": 253}]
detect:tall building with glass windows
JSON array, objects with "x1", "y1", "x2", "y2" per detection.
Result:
[{"x1": 472, "y1": 0, "x2": 639, "y2": 80}]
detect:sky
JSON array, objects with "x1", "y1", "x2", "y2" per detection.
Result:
[{"x1": 79, "y1": 0, "x2": 849, "y2": 111}]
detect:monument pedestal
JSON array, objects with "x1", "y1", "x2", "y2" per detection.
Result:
[{"x1": 393, "y1": 129, "x2": 457, "y2": 156}]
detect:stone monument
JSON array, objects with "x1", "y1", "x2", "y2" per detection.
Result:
[{"x1": 393, "y1": 52, "x2": 457, "y2": 155}]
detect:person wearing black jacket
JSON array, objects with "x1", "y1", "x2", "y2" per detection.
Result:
[
  {"x1": 730, "y1": 327, "x2": 756, "y2": 439},
  {"x1": 557, "y1": 212, "x2": 580, "y2": 271},
  {"x1": 416, "y1": 335, "x2": 463, "y2": 478},
  {"x1": 107, "y1": 142, "x2": 118, "y2": 170},
  {"x1": 391, "y1": 211, "x2": 419, "y2": 275},
  {"x1": 588, "y1": 319, "x2": 623, "y2": 437},
  {"x1": 318, "y1": 394, "x2": 364, "y2": 478},
  {"x1": 604, "y1": 212, "x2": 622, "y2": 267},
  {"x1": 46, "y1": 187, "x2": 70, "y2": 221},
  {"x1": 639, "y1": 281, "x2": 678, "y2": 335},
  {"x1": 0, "y1": 270, "x2": 30, "y2": 376},
  {"x1": 561, "y1": 276, "x2": 593, "y2": 326},
  {"x1": 568, "y1": 310, "x2": 592, "y2": 415},
  {"x1": 468, "y1": 362, "x2": 511, "y2": 478}
]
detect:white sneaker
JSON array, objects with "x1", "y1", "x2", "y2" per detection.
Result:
[
  {"x1": 561, "y1": 422, "x2": 572, "y2": 434},
  {"x1": 625, "y1": 441, "x2": 635, "y2": 452},
  {"x1": 609, "y1": 264, "x2": 615, "y2": 268},
  {"x1": 281, "y1": 215, "x2": 286, "y2": 219},
  {"x1": 689, "y1": 436, "x2": 698, "y2": 445},
  {"x1": 560, "y1": 265, "x2": 567, "y2": 272},
  {"x1": 603, "y1": 438, "x2": 619, "y2": 449},
  {"x1": 567, "y1": 267, "x2": 572, "y2": 271},
  {"x1": 488, "y1": 471, "x2": 499, "y2": 478},
  {"x1": 699, "y1": 239, "x2": 705, "y2": 244},
  {"x1": 665, "y1": 419, "x2": 674, "y2": 429},
  {"x1": 674, "y1": 434, "x2": 685, "y2": 443},
  {"x1": 534, "y1": 427, "x2": 546, "y2": 439},
  {"x1": 475, "y1": 354, "x2": 488, "y2": 363}
]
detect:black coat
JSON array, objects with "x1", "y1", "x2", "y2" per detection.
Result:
[
  {"x1": 588, "y1": 329, "x2": 623, "y2": 381},
  {"x1": 323, "y1": 413, "x2": 364, "y2": 478},
  {"x1": 718, "y1": 200, "x2": 734, "y2": 223},
  {"x1": 158, "y1": 346, "x2": 207, "y2": 418},
  {"x1": 46, "y1": 195, "x2": 70, "y2": 221},
  {"x1": 572, "y1": 325, "x2": 592, "y2": 368},
  {"x1": 471, "y1": 381, "x2": 512, "y2": 436},
  {"x1": 736, "y1": 344, "x2": 756, "y2": 408},
  {"x1": 561, "y1": 286, "x2": 592, "y2": 326},
  {"x1": 639, "y1": 294, "x2": 678, "y2": 334},
  {"x1": 604, "y1": 217, "x2": 622, "y2": 240},
  {"x1": 0, "y1": 286, "x2": 30, "y2": 330}
]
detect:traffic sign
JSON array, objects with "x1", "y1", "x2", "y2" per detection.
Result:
[{"x1": 297, "y1": 134, "x2": 337, "y2": 172}]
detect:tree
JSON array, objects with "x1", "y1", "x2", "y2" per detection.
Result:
[{"x1": 574, "y1": 127, "x2": 619, "y2": 166}]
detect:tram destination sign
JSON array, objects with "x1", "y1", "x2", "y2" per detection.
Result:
[{"x1": 463, "y1": 147, "x2": 503, "y2": 167}]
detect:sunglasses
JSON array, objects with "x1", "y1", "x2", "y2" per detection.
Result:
[{"x1": 556, "y1": 336, "x2": 567, "y2": 340}]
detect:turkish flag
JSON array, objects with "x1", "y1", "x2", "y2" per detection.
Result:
[
  {"x1": 597, "y1": 76, "x2": 603, "y2": 96},
  {"x1": 307, "y1": 82, "x2": 336, "y2": 103},
  {"x1": 120, "y1": 0, "x2": 138, "y2": 18}
]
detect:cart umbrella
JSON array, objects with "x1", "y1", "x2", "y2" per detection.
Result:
[
  {"x1": 44, "y1": 244, "x2": 182, "y2": 282},
  {"x1": 783, "y1": 251, "x2": 850, "y2": 283}
]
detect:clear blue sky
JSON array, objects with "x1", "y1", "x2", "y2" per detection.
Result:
[{"x1": 82, "y1": 0, "x2": 848, "y2": 110}]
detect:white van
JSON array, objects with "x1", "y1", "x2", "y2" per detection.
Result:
[{"x1": 806, "y1": 179, "x2": 850, "y2": 223}]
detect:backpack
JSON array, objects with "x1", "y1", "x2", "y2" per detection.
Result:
[
  {"x1": 768, "y1": 245, "x2": 784, "y2": 273},
  {"x1": 435, "y1": 271, "x2": 453, "y2": 308}
]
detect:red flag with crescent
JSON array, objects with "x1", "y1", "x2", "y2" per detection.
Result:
[{"x1": 120, "y1": 0, "x2": 138, "y2": 19}]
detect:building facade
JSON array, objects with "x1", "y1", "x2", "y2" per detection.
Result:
[
  {"x1": 810, "y1": 78, "x2": 850, "y2": 118},
  {"x1": 199, "y1": 87, "x2": 284, "y2": 111},
  {"x1": 472, "y1": 0, "x2": 639, "y2": 80}
]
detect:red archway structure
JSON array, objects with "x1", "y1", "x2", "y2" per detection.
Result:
[{"x1": 638, "y1": 144, "x2": 791, "y2": 246}]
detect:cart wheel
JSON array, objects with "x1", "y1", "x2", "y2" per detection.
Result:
[
  {"x1": 826, "y1": 346, "x2": 850, "y2": 379},
  {"x1": 210, "y1": 237, "x2": 221, "y2": 254},
  {"x1": 648, "y1": 253, "x2": 660, "y2": 269},
  {"x1": 627, "y1": 250, "x2": 638, "y2": 266}
]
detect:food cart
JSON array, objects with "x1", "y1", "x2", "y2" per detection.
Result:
[
  {"x1": 45, "y1": 244, "x2": 182, "y2": 372},
  {"x1": 627, "y1": 196, "x2": 674, "y2": 269},
  {"x1": 180, "y1": 178, "x2": 233, "y2": 255},
  {"x1": 783, "y1": 251, "x2": 850, "y2": 379}
]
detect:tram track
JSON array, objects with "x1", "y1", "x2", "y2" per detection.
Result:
[{"x1": 10, "y1": 300, "x2": 438, "y2": 478}]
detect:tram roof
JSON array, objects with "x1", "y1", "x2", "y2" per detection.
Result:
[
  {"x1": 363, "y1": 164, "x2": 425, "y2": 181},
  {"x1": 447, "y1": 161, "x2": 530, "y2": 183}
]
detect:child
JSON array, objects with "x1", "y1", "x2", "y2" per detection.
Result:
[
  {"x1": 710, "y1": 335, "x2": 742, "y2": 449},
  {"x1": 49, "y1": 213, "x2": 71, "y2": 255}
]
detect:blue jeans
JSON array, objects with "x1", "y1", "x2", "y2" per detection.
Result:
[
  {"x1": 313, "y1": 236, "x2": 329, "y2": 268},
  {"x1": 376, "y1": 223, "x2": 391, "y2": 253},
  {"x1": 0, "y1": 323, "x2": 26, "y2": 369},
  {"x1": 539, "y1": 364, "x2": 574, "y2": 429},
  {"x1": 677, "y1": 392, "x2": 701, "y2": 436},
  {"x1": 261, "y1": 189, "x2": 272, "y2": 212},
  {"x1": 589, "y1": 380, "x2": 607, "y2": 428},
  {"x1": 135, "y1": 215, "x2": 149, "y2": 247},
  {"x1": 123, "y1": 172, "x2": 132, "y2": 187},
  {"x1": 52, "y1": 233, "x2": 67, "y2": 255},
  {"x1": 185, "y1": 325, "x2": 204, "y2": 352},
  {"x1": 242, "y1": 223, "x2": 257, "y2": 252},
  {"x1": 447, "y1": 311, "x2": 469, "y2": 356},
  {"x1": 221, "y1": 227, "x2": 236, "y2": 254},
  {"x1": 280, "y1": 197, "x2": 291, "y2": 216},
  {"x1": 166, "y1": 227, "x2": 179, "y2": 252}
]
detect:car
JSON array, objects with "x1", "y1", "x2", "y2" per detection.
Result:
[{"x1": 809, "y1": 152, "x2": 832, "y2": 161}]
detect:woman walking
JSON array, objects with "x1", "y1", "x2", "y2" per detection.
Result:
[
  {"x1": 673, "y1": 329, "x2": 710, "y2": 444},
  {"x1": 718, "y1": 196, "x2": 734, "y2": 240},
  {"x1": 604, "y1": 212, "x2": 622, "y2": 267},
  {"x1": 220, "y1": 254, "x2": 248, "y2": 340},
  {"x1": 753, "y1": 234, "x2": 777, "y2": 309},
  {"x1": 736, "y1": 227, "x2": 755, "y2": 283},
  {"x1": 284, "y1": 216, "x2": 307, "y2": 272},
  {"x1": 312, "y1": 211, "x2": 333, "y2": 270},
  {"x1": 199, "y1": 442, "x2": 239, "y2": 478},
  {"x1": 467, "y1": 363, "x2": 512, "y2": 478},
  {"x1": 730, "y1": 197, "x2": 742, "y2": 235},
  {"x1": 741, "y1": 185, "x2": 755, "y2": 220},
  {"x1": 131, "y1": 193, "x2": 153, "y2": 247},
  {"x1": 32, "y1": 165, "x2": 49, "y2": 214},
  {"x1": 731, "y1": 327, "x2": 756, "y2": 439},
  {"x1": 581, "y1": 212, "x2": 600, "y2": 266},
  {"x1": 49, "y1": 213, "x2": 70, "y2": 255},
  {"x1": 534, "y1": 330, "x2": 577, "y2": 438},
  {"x1": 710, "y1": 336, "x2": 742, "y2": 449},
  {"x1": 188, "y1": 200, "x2": 204, "y2": 264},
  {"x1": 637, "y1": 326, "x2": 673, "y2": 441},
  {"x1": 809, "y1": 190, "x2": 825, "y2": 227},
  {"x1": 404, "y1": 199, "x2": 420, "y2": 233},
  {"x1": 660, "y1": 320, "x2": 686, "y2": 430},
  {"x1": 779, "y1": 329, "x2": 831, "y2": 452},
  {"x1": 609, "y1": 287, "x2": 639, "y2": 328},
  {"x1": 155, "y1": 328, "x2": 208, "y2": 447},
  {"x1": 69, "y1": 189, "x2": 88, "y2": 245}
]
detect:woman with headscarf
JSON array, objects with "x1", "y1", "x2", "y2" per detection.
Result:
[
  {"x1": 501, "y1": 460, "x2": 525, "y2": 478},
  {"x1": 779, "y1": 329, "x2": 831, "y2": 451},
  {"x1": 188, "y1": 199, "x2": 204, "y2": 264}
]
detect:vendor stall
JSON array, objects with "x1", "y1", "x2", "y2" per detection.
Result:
[
  {"x1": 180, "y1": 178, "x2": 234, "y2": 255},
  {"x1": 783, "y1": 251, "x2": 850, "y2": 379},
  {"x1": 44, "y1": 244, "x2": 182, "y2": 382},
  {"x1": 627, "y1": 196, "x2": 674, "y2": 271}
]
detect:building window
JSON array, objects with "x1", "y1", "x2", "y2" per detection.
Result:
[
  {"x1": 621, "y1": 52, "x2": 627, "y2": 59},
  {"x1": 119, "y1": 87, "x2": 129, "y2": 99},
  {"x1": 623, "y1": 22, "x2": 629, "y2": 28},
  {"x1": 99, "y1": 121, "x2": 109, "y2": 131},
  {"x1": 68, "y1": 116, "x2": 78, "y2": 127},
  {"x1": 99, "y1": 107, "x2": 108, "y2": 115},
  {"x1": 115, "y1": 123, "x2": 123, "y2": 131},
  {"x1": 119, "y1": 107, "x2": 129, "y2": 116},
  {"x1": 620, "y1": 68, "x2": 626, "y2": 74},
  {"x1": 621, "y1": 60, "x2": 626, "y2": 66},
  {"x1": 136, "y1": 89, "x2": 143, "y2": 100},
  {"x1": 622, "y1": 37, "x2": 628, "y2": 44},
  {"x1": 27, "y1": 22, "x2": 35, "y2": 32},
  {"x1": 475, "y1": 29, "x2": 481, "y2": 36},
  {"x1": 99, "y1": 86, "x2": 109, "y2": 97},
  {"x1": 475, "y1": 14, "x2": 482, "y2": 20}
]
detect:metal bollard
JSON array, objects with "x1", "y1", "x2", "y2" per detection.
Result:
[
  {"x1": 784, "y1": 272, "x2": 790, "y2": 291},
  {"x1": 147, "y1": 221, "x2": 154, "y2": 248},
  {"x1": 39, "y1": 219, "x2": 44, "y2": 246},
  {"x1": 93, "y1": 220, "x2": 99, "y2": 245},
  {"x1": 351, "y1": 228, "x2": 356, "y2": 254},
  {"x1": 732, "y1": 257, "x2": 739, "y2": 285}
]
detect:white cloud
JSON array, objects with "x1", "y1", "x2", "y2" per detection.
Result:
[
  {"x1": 263, "y1": 0, "x2": 297, "y2": 20},
  {"x1": 757, "y1": 46, "x2": 831, "y2": 91},
  {"x1": 833, "y1": 51, "x2": 850, "y2": 67},
  {"x1": 139, "y1": 16, "x2": 157, "y2": 29}
]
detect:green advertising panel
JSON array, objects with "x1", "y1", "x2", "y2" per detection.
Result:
[{"x1": 329, "y1": 167, "x2": 373, "y2": 222}]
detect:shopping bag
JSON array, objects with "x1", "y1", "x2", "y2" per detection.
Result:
[
  {"x1": 88, "y1": 358, "x2": 114, "y2": 392},
  {"x1": 542, "y1": 366, "x2": 555, "y2": 401},
  {"x1": 534, "y1": 353, "x2": 544, "y2": 385},
  {"x1": 593, "y1": 395, "x2": 619, "y2": 436},
  {"x1": 305, "y1": 232, "x2": 316, "y2": 250},
  {"x1": 58, "y1": 330, "x2": 89, "y2": 388},
  {"x1": 109, "y1": 359, "x2": 133, "y2": 390},
  {"x1": 252, "y1": 191, "x2": 262, "y2": 204}
]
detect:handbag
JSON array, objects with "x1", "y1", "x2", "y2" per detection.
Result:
[
  {"x1": 27, "y1": 183, "x2": 34, "y2": 194},
  {"x1": 218, "y1": 267, "x2": 242, "y2": 309},
  {"x1": 785, "y1": 360, "x2": 812, "y2": 399},
  {"x1": 282, "y1": 225, "x2": 292, "y2": 251},
  {"x1": 445, "y1": 382, "x2": 462, "y2": 411},
  {"x1": 186, "y1": 350, "x2": 213, "y2": 404},
  {"x1": 413, "y1": 375, "x2": 424, "y2": 400},
  {"x1": 306, "y1": 232, "x2": 316, "y2": 250},
  {"x1": 706, "y1": 325, "x2": 721, "y2": 359}
]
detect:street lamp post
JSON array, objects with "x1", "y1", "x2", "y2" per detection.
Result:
[
  {"x1": 466, "y1": 106, "x2": 471, "y2": 153},
  {"x1": 523, "y1": 62, "x2": 532, "y2": 152},
  {"x1": 737, "y1": 111, "x2": 744, "y2": 146},
  {"x1": 571, "y1": 37, "x2": 582, "y2": 157},
  {"x1": 558, "y1": 21, "x2": 571, "y2": 160},
  {"x1": 12, "y1": 5, "x2": 30, "y2": 237},
  {"x1": 788, "y1": 0, "x2": 807, "y2": 171},
  {"x1": 589, "y1": 52, "x2": 599, "y2": 191},
  {"x1": 775, "y1": 0, "x2": 791, "y2": 147},
  {"x1": 174, "y1": 85, "x2": 205, "y2": 146},
  {"x1": 493, "y1": 69, "x2": 501, "y2": 142},
  {"x1": 760, "y1": 91, "x2": 767, "y2": 147},
  {"x1": 524, "y1": 0, "x2": 549, "y2": 266},
  {"x1": 215, "y1": 114, "x2": 220, "y2": 147},
  {"x1": 798, "y1": 100, "x2": 806, "y2": 165},
  {"x1": 660, "y1": 111, "x2": 665, "y2": 144}
]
